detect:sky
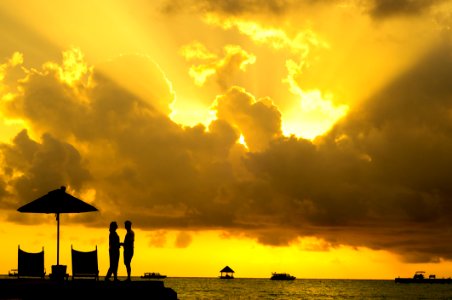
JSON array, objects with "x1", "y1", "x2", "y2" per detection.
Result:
[{"x1": 1, "y1": 0, "x2": 452, "y2": 279}]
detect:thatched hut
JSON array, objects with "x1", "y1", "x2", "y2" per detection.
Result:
[{"x1": 219, "y1": 266, "x2": 234, "y2": 279}]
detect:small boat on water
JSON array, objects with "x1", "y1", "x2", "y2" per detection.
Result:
[
  {"x1": 141, "y1": 272, "x2": 167, "y2": 279},
  {"x1": 395, "y1": 271, "x2": 452, "y2": 283},
  {"x1": 8, "y1": 269, "x2": 17, "y2": 277},
  {"x1": 270, "y1": 272, "x2": 296, "y2": 280}
]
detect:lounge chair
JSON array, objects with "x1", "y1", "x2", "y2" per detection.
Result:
[
  {"x1": 71, "y1": 245, "x2": 99, "y2": 280},
  {"x1": 17, "y1": 245, "x2": 46, "y2": 278}
]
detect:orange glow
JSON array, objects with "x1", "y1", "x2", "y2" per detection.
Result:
[
  {"x1": 0, "y1": 0, "x2": 450, "y2": 280},
  {"x1": 2, "y1": 223, "x2": 450, "y2": 279}
]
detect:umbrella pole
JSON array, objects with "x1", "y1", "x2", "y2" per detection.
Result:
[{"x1": 56, "y1": 213, "x2": 60, "y2": 266}]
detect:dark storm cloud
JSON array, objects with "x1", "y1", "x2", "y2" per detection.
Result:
[
  {"x1": 0, "y1": 129, "x2": 91, "y2": 213},
  {"x1": 2, "y1": 42, "x2": 452, "y2": 262},
  {"x1": 369, "y1": 0, "x2": 446, "y2": 18},
  {"x1": 0, "y1": 50, "x2": 243, "y2": 230},
  {"x1": 162, "y1": 0, "x2": 293, "y2": 15},
  {"x1": 323, "y1": 43, "x2": 452, "y2": 261},
  {"x1": 241, "y1": 42, "x2": 452, "y2": 261},
  {"x1": 162, "y1": 0, "x2": 447, "y2": 20}
]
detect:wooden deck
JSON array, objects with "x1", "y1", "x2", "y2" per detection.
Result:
[{"x1": 0, "y1": 278, "x2": 178, "y2": 299}]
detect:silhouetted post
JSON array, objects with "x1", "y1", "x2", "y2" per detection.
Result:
[{"x1": 56, "y1": 213, "x2": 60, "y2": 265}]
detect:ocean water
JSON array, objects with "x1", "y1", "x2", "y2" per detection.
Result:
[{"x1": 160, "y1": 277, "x2": 452, "y2": 299}]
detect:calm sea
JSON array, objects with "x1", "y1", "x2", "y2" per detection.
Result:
[
  {"x1": 3, "y1": 275, "x2": 452, "y2": 299},
  {"x1": 159, "y1": 277, "x2": 452, "y2": 299}
]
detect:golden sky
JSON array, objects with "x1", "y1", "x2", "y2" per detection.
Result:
[{"x1": 1, "y1": 0, "x2": 452, "y2": 279}]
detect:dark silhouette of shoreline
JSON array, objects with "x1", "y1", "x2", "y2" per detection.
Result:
[{"x1": 0, "y1": 278, "x2": 177, "y2": 299}]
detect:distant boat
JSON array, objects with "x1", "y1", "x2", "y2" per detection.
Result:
[
  {"x1": 219, "y1": 266, "x2": 235, "y2": 279},
  {"x1": 141, "y1": 272, "x2": 167, "y2": 279},
  {"x1": 8, "y1": 269, "x2": 18, "y2": 277},
  {"x1": 270, "y1": 272, "x2": 296, "y2": 280},
  {"x1": 395, "y1": 271, "x2": 452, "y2": 283}
]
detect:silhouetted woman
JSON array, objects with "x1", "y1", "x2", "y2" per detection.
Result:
[{"x1": 105, "y1": 221, "x2": 120, "y2": 281}]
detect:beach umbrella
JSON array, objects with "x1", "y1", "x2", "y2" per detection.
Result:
[{"x1": 17, "y1": 186, "x2": 98, "y2": 266}]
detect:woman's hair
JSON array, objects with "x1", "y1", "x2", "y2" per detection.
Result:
[{"x1": 110, "y1": 221, "x2": 118, "y2": 230}]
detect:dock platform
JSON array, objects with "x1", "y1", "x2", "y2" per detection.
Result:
[{"x1": 0, "y1": 278, "x2": 177, "y2": 299}]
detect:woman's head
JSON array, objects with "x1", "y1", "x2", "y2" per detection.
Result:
[{"x1": 110, "y1": 221, "x2": 118, "y2": 231}]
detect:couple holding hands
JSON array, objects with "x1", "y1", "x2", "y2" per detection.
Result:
[{"x1": 105, "y1": 220, "x2": 135, "y2": 281}]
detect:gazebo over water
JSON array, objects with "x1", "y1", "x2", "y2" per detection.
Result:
[{"x1": 219, "y1": 266, "x2": 235, "y2": 279}]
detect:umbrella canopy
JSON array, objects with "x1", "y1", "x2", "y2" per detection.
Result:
[
  {"x1": 17, "y1": 186, "x2": 98, "y2": 265},
  {"x1": 18, "y1": 186, "x2": 98, "y2": 214}
]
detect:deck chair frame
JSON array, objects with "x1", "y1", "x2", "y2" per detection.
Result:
[
  {"x1": 71, "y1": 245, "x2": 99, "y2": 280},
  {"x1": 17, "y1": 245, "x2": 46, "y2": 279}
]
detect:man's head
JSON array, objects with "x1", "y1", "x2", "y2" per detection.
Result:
[{"x1": 125, "y1": 220, "x2": 132, "y2": 230}]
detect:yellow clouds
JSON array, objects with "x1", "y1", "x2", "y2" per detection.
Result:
[
  {"x1": 0, "y1": 52, "x2": 25, "y2": 106},
  {"x1": 0, "y1": 52, "x2": 23, "y2": 82},
  {"x1": 213, "y1": 86, "x2": 281, "y2": 151},
  {"x1": 181, "y1": 42, "x2": 256, "y2": 89},
  {"x1": 2, "y1": 0, "x2": 452, "y2": 269},
  {"x1": 170, "y1": 0, "x2": 447, "y2": 142},
  {"x1": 43, "y1": 48, "x2": 91, "y2": 87},
  {"x1": 3, "y1": 43, "x2": 452, "y2": 264},
  {"x1": 0, "y1": 48, "x2": 240, "y2": 226},
  {"x1": 202, "y1": 15, "x2": 348, "y2": 139},
  {"x1": 204, "y1": 14, "x2": 326, "y2": 52},
  {"x1": 3, "y1": 48, "x2": 91, "y2": 139},
  {"x1": 284, "y1": 61, "x2": 349, "y2": 139}
]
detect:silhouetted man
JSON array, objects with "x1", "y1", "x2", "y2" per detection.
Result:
[{"x1": 122, "y1": 220, "x2": 135, "y2": 281}]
